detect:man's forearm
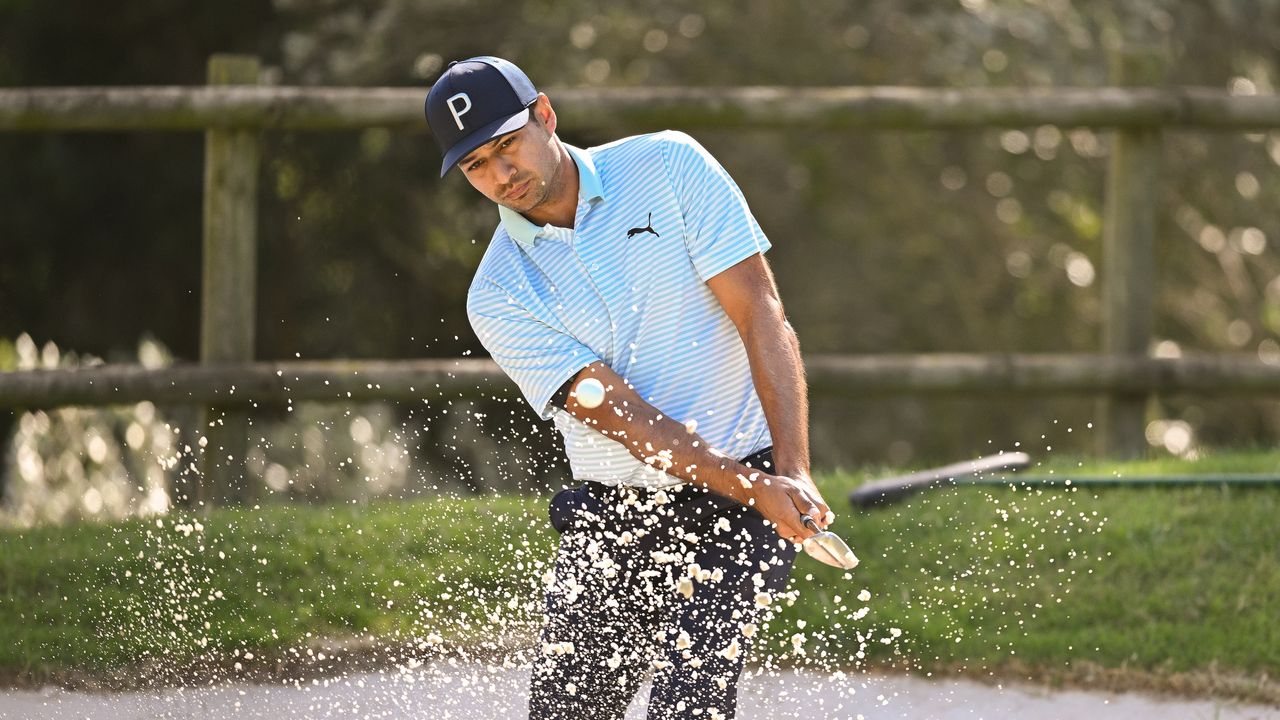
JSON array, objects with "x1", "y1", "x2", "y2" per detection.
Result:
[
  {"x1": 608, "y1": 401, "x2": 760, "y2": 504},
  {"x1": 739, "y1": 302, "x2": 810, "y2": 477},
  {"x1": 705, "y1": 255, "x2": 811, "y2": 480},
  {"x1": 564, "y1": 365, "x2": 762, "y2": 506}
]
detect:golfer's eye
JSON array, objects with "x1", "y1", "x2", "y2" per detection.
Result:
[
  {"x1": 465, "y1": 159, "x2": 484, "y2": 172},
  {"x1": 500, "y1": 137, "x2": 516, "y2": 150}
]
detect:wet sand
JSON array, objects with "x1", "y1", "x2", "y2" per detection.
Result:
[{"x1": 2, "y1": 662, "x2": 1276, "y2": 719}]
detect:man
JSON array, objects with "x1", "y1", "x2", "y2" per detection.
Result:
[{"x1": 425, "y1": 56, "x2": 833, "y2": 720}]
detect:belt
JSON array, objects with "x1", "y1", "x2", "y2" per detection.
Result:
[{"x1": 580, "y1": 446, "x2": 774, "y2": 500}]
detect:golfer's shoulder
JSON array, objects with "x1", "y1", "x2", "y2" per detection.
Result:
[
  {"x1": 586, "y1": 130, "x2": 710, "y2": 190},
  {"x1": 621, "y1": 131, "x2": 727, "y2": 188},
  {"x1": 589, "y1": 129, "x2": 701, "y2": 162}
]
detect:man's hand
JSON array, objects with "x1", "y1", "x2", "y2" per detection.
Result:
[{"x1": 748, "y1": 471, "x2": 833, "y2": 544}]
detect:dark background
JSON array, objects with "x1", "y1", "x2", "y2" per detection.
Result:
[{"x1": 4, "y1": 0, "x2": 1280, "y2": 482}]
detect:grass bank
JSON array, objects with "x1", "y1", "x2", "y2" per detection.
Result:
[{"x1": 1, "y1": 450, "x2": 1277, "y2": 702}]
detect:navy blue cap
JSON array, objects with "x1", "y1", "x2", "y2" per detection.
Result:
[{"x1": 425, "y1": 56, "x2": 539, "y2": 177}]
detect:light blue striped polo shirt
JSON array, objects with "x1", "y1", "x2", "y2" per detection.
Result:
[{"x1": 466, "y1": 130, "x2": 773, "y2": 488}]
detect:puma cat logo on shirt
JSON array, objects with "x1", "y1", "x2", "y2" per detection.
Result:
[{"x1": 626, "y1": 212, "x2": 660, "y2": 239}]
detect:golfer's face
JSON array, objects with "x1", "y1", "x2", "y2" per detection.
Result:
[{"x1": 458, "y1": 119, "x2": 556, "y2": 214}]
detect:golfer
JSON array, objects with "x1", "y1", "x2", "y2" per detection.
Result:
[{"x1": 426, "y1": 56, "x2": 833, "y2": 720}]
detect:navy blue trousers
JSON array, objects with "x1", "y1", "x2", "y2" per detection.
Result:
[{"x1": 528, "y1": 449, "x2": 796, "y2": 720}]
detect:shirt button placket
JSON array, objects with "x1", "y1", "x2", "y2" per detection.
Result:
[{"x1": 572, "y1": 212, "x2": 618, "y2": 364}]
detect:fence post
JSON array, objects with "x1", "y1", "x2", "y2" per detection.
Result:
[
  {"x1": 1098, "y1": 46, "x2": 1165, "y2": 458},
  {"x1": 199, "y1": 54, "x2": 261, "y2": 506}
]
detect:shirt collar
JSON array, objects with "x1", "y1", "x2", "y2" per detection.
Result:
[
  {"x1": 568, "y1": 144, "x2": 605, "y2": 204},
  {"x1": 498, "y1": 143, "x2": 604, "y2": 248}
]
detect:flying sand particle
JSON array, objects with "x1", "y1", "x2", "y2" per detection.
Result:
[
  {"x1": 719, "y1": 639, "x2": 741, "y2": 661},
  {"x1": 677, "y1": 577, "x2": 694, "y2": 599}
]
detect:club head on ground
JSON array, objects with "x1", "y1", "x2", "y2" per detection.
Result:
[{"x1": 801, "y1": 516, "x2": 860, "y2": 570}]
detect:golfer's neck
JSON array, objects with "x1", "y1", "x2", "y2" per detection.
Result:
[{"x1": 522, "y1": 145, "x2": 579, "y2": 230}]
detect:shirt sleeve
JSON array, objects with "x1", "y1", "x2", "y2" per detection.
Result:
[
  {"x1": 467, "y1": 280, "x2": 598, "y2": 420},
  {"x1": 662, "y1": 131, "x2": 772, "y2": 281}
]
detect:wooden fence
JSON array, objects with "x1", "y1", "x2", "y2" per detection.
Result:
[
  {"x1": 3, "y1": 354, "x2": 1280, "y2": 408},
  {"x1": 4, "y1": 52, "x2": 1280, "y2": 501}
]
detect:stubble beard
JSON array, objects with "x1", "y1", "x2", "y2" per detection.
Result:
[
  {"x1": 504, "y1": 176, "x2": 552, "y2": 215},
  {"x1": 502, "y1": 153, "x2": 560, "y2": 216}
]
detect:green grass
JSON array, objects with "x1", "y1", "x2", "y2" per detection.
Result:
[
  {"x1": 1, "y1": 449, "x2": 1278, "y2": 688},
  {"x1": 0, "y1": 496, "x2": 552, "y2": 678},
  {"x1": 781, "y1": 449, "x2": 1280, "y2": 677}
]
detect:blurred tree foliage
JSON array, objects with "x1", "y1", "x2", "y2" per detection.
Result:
[{"x1": 3, "y1": 0, "x2": 1280, "y2": 474}]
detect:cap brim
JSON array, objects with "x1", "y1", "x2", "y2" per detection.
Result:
[{"x1": 439, "y1": 108, "x2": 531, "y2": 177}]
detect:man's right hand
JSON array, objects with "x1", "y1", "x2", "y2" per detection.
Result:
[{"x1": 747, "y1": 472, "x2": 831, "y2": 544}]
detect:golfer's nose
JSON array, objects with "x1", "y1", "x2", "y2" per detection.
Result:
[{"x1": 495, "y1": 157, "x2": 517, "y2": 183}]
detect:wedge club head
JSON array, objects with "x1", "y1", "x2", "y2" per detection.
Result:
[{"x1": 800, "y1": 515, "x2": 860, "y2": 570}]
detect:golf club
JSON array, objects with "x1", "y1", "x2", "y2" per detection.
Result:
[
  {"x1": 800, "y1": 515, "x2": 860, "y2": 570},
  {"x1": 848, "y1": 452, "x2": 1033, "y2": 508}
]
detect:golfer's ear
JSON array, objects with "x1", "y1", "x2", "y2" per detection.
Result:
[{"x1": 533, "y1": 94, "x2": 557, "y2": 134}]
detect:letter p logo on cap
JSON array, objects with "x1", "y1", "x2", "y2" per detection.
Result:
[{"x1": 446, "y1": 93, "x2": 472, "y2": 130}]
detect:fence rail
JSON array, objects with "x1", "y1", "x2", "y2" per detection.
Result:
[
  {"x1": 3, "y1": 354, "x2": 1279, "y2": 409},
  {"x1": 3, "y1": 86, "x2": 1280, "y2": 132}
]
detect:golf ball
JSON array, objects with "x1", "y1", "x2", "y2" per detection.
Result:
[{"x1": 575, "y1": 377, "x2": 606, "y2": 409}]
